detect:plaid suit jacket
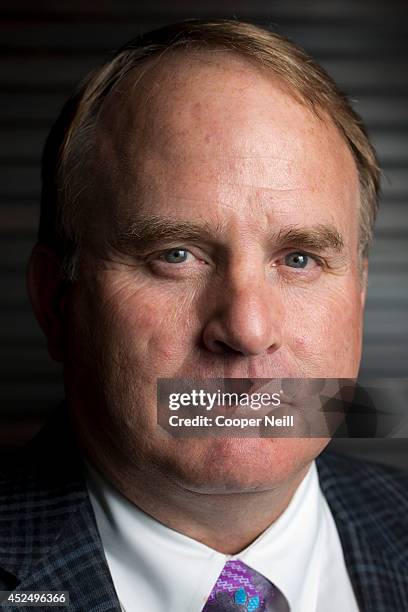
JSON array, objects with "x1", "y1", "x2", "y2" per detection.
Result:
[{"x1": 1, "y1": 403, "x2": 407, "y2": 612}]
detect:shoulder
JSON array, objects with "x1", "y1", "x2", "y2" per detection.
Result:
[
  {"x1": 0, "y1": 411, "x2": 89, "y2": 587},
  {"x1": 316, "y1": 448, "x2": 408, "y2": 499},
  {"x1": 0, "y1": 407, "x2": 85, "y2": 507},
  {"x1": 0, "y1": 402, "x2": 86, "y2": 527},
  {"x1": 0, "y1": 420, "x2": 86, "y2": 528},
  {"x1": 316, "y1": 449, "x2": 408, "y2": 553}
]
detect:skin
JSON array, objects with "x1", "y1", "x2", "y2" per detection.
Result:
[{"x1": 28, "y1": 51, "x2": 367, "y2": 554}]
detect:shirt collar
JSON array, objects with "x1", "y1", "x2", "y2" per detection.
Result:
[{"x1": 85, "y1": 459, "x2": 323, "y2": 612}]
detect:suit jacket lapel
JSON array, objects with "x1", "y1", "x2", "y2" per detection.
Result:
[
  {"x1": 0, "y1": 403, "x2": 121, "y2": 611},
  {"x1": 316, "y1": 450, "x2": 408, "y2": 612},
  {"x1": 13, "y1": 493, "x2": 121, "y2": 612}
]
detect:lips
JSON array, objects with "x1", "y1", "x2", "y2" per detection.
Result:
[
  {"x1": 248, "y1": 378, "x2": 294, "y2": 407},
  {"x1": 210, "y1": 377, "x2": 290, "y2": 404},
  {"x1": 221, "y1": 377, "x2": 278, "y2": 394},
  {"x1": 222, "y1": 378, "x2": 253, "y2": 395},
  {"x1": 248, "y1": 378, "x2": 273, "y2": 393}
]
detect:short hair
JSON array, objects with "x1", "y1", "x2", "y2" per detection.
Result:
[{"x1": 39, "y1": 18, "x2": 380, "y2": 281}]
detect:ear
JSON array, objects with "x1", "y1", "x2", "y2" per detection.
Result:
[
  {"x1": 26, "y1": 243, "x2": 68, "y2": 362},
  {"x1": 360, "y1": 257, "x2": 369, "y2": 310}
]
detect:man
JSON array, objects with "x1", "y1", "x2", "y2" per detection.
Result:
[{"x1": 1, "y1": 19, "x2": 407, "y2": 612}]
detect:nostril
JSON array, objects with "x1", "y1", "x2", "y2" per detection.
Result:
[{"x1": 213, "y1": 340, "x2": 245, "y2": 356}]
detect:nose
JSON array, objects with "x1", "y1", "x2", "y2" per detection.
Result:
[{"x1": 202, "y1": 269, "x2": 283, "y2": 357}]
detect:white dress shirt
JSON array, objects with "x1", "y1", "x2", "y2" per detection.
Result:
[{"x1": 85, "y1": 459, "x2": 360, "y2": 612}]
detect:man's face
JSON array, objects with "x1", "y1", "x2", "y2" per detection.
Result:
[{"x1": 64, "y1": 52, "x2": 366, "y2": 493}]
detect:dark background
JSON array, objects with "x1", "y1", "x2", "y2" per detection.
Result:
[{"x1": 0, "y1": 0, "x2": 407, "y2": 467}]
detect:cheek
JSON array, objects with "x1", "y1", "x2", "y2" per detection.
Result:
[
  {"x1": 95, "y1": 277, "x2": 199, "y2": 373},
  {"x1": 288, "y1": 283, "x2": 364, "y2": 375}
]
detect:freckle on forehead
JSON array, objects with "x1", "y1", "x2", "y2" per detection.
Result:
[{"x1": 95, "y1": 49, "x2": 359, "y2": 239}]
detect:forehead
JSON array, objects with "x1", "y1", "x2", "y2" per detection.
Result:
[{"x1": 95, "y1": 51, "x2": 359, "y2": 235}]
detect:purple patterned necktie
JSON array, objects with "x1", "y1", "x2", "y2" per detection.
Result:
[{"x1": 202, "y1": 559, "x2": 290, "y2": 612}]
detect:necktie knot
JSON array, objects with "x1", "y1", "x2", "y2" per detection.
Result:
[{"x1": 202, "y1": 559, "x2": 289, "y2": 611}]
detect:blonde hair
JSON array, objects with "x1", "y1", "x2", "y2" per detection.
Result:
[{"x1": 40, "y1": 19, "x2": 380, "y2": 280}]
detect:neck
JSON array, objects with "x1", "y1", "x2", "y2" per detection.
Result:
[
  {"x1": 143, "y1": 468, "x2": 308, "y2": 554},
  {"x1": 80, "y1": 436, "x2": 309, "y2": 554}
]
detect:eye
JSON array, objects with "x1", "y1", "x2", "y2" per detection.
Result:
[
  {"x1": 284, "y1": 252, "x2": 311, "y2": 268},
  {"x1": 161, "y1": 248, "x2": 190, "y2": 264}
]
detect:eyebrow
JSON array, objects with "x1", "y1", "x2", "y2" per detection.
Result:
[
  {"x1": 273, "y1": 225, "x2": 344, "y2": 253},
  {"x1": 112, "y1": 215, "x2": 226, "y2": 251},
  {"x1": 110, "y1": 215, "x2": 345, "y2": 254}
]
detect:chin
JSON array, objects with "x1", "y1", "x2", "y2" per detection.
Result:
[{"x1": 161, "y1": 437, "x2": 326, "y2": 494}]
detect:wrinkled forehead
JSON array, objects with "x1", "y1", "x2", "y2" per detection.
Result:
[
  {"x1": 96, "y1": 50, "x2": 275, "y2": 156},
  {"x1": 95, "y1": 49, "x2": 354, "y2": 169},
  {"x1": 91, "y1": 50, "x2": 359, "y2": 233}
]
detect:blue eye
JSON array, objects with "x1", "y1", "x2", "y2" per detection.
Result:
[
  {"x1": 284, "y1": 252, "x2": 309, "y2": 268},
  {"x1": 163, "y1": 248, "x2": 189, "y2": 264}
]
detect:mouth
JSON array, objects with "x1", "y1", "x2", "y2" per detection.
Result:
[
  {"x1": 248, "y1": 378, "x2": 274, "y2": 393},
  {"x1": 248, "y1": 378, "x2": 292, "y2": 403}
]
